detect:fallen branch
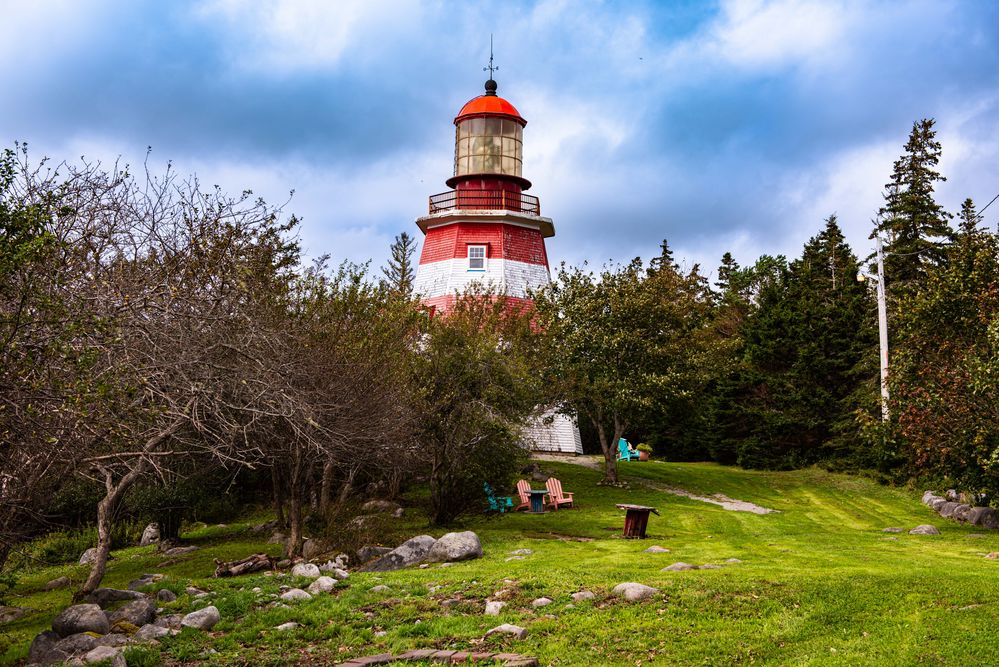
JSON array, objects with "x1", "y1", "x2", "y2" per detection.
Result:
[{"x1": 213, "y1": 553, "x2": 276, "y2": 578}]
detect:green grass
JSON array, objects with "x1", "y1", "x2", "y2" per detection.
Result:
[{"x1": 3, "y1": 460, "x2": 998, "y2": 665}]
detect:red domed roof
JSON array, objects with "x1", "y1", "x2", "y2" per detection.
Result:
[{"x1": 455, "y1": 85, "x2": 526, "y2": 126}]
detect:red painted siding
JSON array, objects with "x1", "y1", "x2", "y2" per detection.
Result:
[
  {"x1": 422, "y1": 294, "x2": 535, "y2": 316},
  {"x1": 418, "y1": 222, "x2": 548, "y2": 267}
]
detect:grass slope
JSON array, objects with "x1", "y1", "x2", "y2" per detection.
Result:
[{"x1": 3, "y1": 460, "x2": 998, "y2": 666}]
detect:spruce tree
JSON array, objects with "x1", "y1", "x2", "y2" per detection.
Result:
[
  {"x1": 957, "y1": 197, "x2": 980, "y2": 237},
  {"x1": 381, "y1": 232, "x2": 418, "y2": 296},
  {"x1": 873, "y1": 118, "x2": 954, "y2": 286}
]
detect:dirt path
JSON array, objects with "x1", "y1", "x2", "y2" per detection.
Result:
[{"x1": 532, "y1": 454, "x2": 778, "y2": 515}]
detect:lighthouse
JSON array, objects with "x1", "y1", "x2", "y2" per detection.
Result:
[{"x1": 412, "y1": 75, "x2": 583, "y2": 455}]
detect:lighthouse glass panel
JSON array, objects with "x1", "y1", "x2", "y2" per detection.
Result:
[{"x1": 454, "y1": 117, "x2": 523, "y2": 178}]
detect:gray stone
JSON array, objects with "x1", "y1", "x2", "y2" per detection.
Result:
[
  {"x1": 968, "y1": 507, "x2": 999, "y2": 529},
  {"x1": 909, "y1": 524, "x2": 941, "y2": 535},
  {"x1": 139, "y1": 523, "x2": 160, "y2": 546},
  {"x1": 291, "y1": 562, "x2": 321, "y2": 578},
  {"x1": 82, "y1": 645, "x2": 125, "y2": 666},
  {"x1": 251, "y1": 520, "x2": 278, "y2": 534},
  {"x1": 938, "y1": 502, "x2": 960, "y2": 518},
  {"x1": 509, "y1": 548, "x2": 534, "y2": 555},
  {"x1": 361, "y1": 499, "x2": 401, "y2": 513},
  {"x1": 505, "y1": 556, "x2": 525, "y2": 561},
  {"x1": 662, "y1": 562, "x2": 695, "y2": 571},
  {"x1": 699, "y1": 564, "x2": 722, "y2": 570},
  {"x1": 346, "y1": 514, "x2": 379, "y2": 530},
  {"x1": 162, "y1": 545, "x2": 198, "y2": 556},
  {"x1": 44, "y1": 576, "x2": 71, "y2": 591},
  {"x1": 54, "y1": 632, "x2": 100, "y2": 655},
  {"x1": 571, "y1": 591, "x2": 595, "y2": 602},
  {"x1": 725, "y1": 558, "x2": 743, "y2": 564},
  {"x1": 485, "y1": 623, "x2": 527, "y2": 639},
  {"x1": 302, "y1": 538, "x2": 327, "y2": 561},
  {"x1": 355, "y1": 545, "x2": 393, "y2": 564},
  {"x1": 0, "y1": 606, "x2": 29, "y2": 624},
  {"x1": 882, "y1": 527, "x2": 903, "y2": 533},
  {"x1": 156, "y1": 588, "x2": 177, "y2": 602},
  {"x1": 921, "y1": 490, "x2": 938, "y2": 505},
  {"x1": 154, "y1": 614, "x2": 183, "y2": 630},
  {"x1": 133, "y1": 624, "x2": 170, "y2": 642},
  {"x1": 306, "y1": 576, "x2": 336, "y2": 594},
  {"x1": 108, "y1": 599, "x2": 156, "y2": 627},
  {"x1": 275, "y1": 622, "x2": 299, "y2": 631},
  {"x1": 52, "y1": 604, "x2": 110, "y2": 637},
  {"x1": 531, "y1": 597, "x2": 553, "y2": 607},
  {"x1": 78, "y1": 548, "x2": 99, "y2": 566},
  {"x1": 953, "y1": 504, "x2": 973, "y2": 522},
  {"x1": 28, "y1": 630, "x2": 68, "y2": 665},
  {"x1": 332, "y1": 568, "x2": 350, "y2": 580},
  {"x1": 643, "y1": 545, "x2": 670, "y2": 553},
  {"x1": 127, "y1": 573, "x2": 163, "y2": 591},
  {"x1": 95, "y1": 633, "x2": 129, "y2": 648},
  {"x1": 180, "y1": 605, "x2": 220, "y2": 631},
  {"x1": 276, "y1": 559, "x2": 292, "y2": 569},
  {"x1": 361, "y1": 535, "x2": 438, "y2": 572},
  {"x1": 484, "y1": 600, "x2": 506, "y2": 615},
  {"x1": 392, "y1": 507, "x2": 405, "y2": 518},
  {"x1": 929, "y1": 498, "x2": 948, "y2": 511},
  {"x1": 440, "y1": 598, "x2": 462, "y2": 607},
  {"x1": 369, "y1": 585, "x2": 391, "y2": 593},
  {"x1": 279, "y1": 588, "x2": 312, "y2": 602},
  {"x1": 84, "y1": 588, "x2": 144, "y2": 608},
  {"x1": 612, "y1": 582, "x2": 658, "y2": 601},
  {"x1": 426, "y1": 531, "x2": 482, "y2": 563},
  {"x1": 945, "y1": 489, "x2": 960, "y2": 501},
  {"x1": 185, "y1": 586, "x2": 207, "y2": 596}
]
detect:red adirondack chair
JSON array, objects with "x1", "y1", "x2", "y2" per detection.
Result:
[
  {"x1": 514, "y1": 479, "x2": 532, "y2": 512},
  {"x1": 545, "y1": 477, "x2": 574, "y2": 510}
]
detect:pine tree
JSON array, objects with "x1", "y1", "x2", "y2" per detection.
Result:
[
  {"x1": 715, "y1": 251, "x2": 739, "y2": 293},
  {"x1": 381, "y1": 232, "x2": 418, "y2": 296},
  {"x1": 873, "y1": 118, "x2": 954, "y2": 286},
  {"x1": 957, "y1": 197, "x2": 980, "y2": 237}
]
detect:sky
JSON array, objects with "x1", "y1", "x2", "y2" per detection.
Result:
[{"x1": 3, "y1": 0, "x2": 999, "y2": 279}]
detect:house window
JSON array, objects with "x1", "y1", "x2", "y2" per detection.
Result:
[{"x1": 468, "y1": 245, "x2": 486, "y2": 271}]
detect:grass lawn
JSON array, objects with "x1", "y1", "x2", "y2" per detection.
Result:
[{"x1": 2, "y1": 459, "x2": 998, "y2": 666}]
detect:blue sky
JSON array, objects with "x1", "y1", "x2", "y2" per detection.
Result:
[{"x1": 3, "y1": 0, "x2": 999, "y2": 277}]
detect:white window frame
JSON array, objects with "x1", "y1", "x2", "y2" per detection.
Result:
[{"x1": 467, "y1": 245, "x2": 487, "y2": 272}]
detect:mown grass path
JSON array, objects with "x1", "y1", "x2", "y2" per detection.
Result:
[{"x1": 3, "y1": 461, "x2": 998, "y2": 665}]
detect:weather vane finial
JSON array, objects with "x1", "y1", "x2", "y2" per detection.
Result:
[{"x1": 483, "y1": 34, "x2": 498, "y2": 78}]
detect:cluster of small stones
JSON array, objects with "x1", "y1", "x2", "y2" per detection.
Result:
[
  {"x1": 921, "y1": 490, "x2": 999, "y2": 531},
  {"x1": 334, "y1": 650, "x2": 537, "y2": 667}
]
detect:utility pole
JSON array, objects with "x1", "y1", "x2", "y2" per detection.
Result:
[{"x1": 875, "y1": 235, "x2": 889, "y2": 421}]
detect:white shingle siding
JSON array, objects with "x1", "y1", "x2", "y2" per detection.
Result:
[
  {"x1": 523, "y1": 410, "x2": 584, "y2": 455},
  {"x1": 414, "y1": 257, "x2": 550, "y2": 299}
]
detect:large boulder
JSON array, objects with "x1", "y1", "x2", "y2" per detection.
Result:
[
  {"x1": 28, "y1": 630, "x2": 69, "y2": 665},
  {"x1": 361, "y1": 499, "x2": 401, "y2": 513},
  {"x1": 84, "y1": 588, "x2": 144, "y2": 608},
  {"x1": 909, "y1": 524, "x2": 940, "y2": 535},
  {"x1": 44, "y1": 576, "x2": 71, "y2": 591},
  {"x1": 52, "y1": 604, "x2": 110, "y2": 637},
  {"x1": 921, "y1": 490, "x2": 938, "y2": 505},
  {"x1": 78, "y1": 548, "x2": 98, "y2": 566},
  {"x1": 938, "y1": 502, "x2": 960, "y2": 518},
  {"x1": 134, "y1": 623, "x2": 171, "y2": 642},
  {"x1": 53, "y1": 632, "x2": 100, "y2": 655},
  {"x1": 953, "y1": 504, "x2": 973, "y2": 522},
  {"x1": 306, "y1": 576, "x2": 337, "y2": 594},
  {"x1": 139, "y1": 523, "x2": 160, "y2": 546},
  {"x1": 929, "y1": 497, "x2": 948, "y2": 511},
  {"x1": 612, "y1": 582, "x2": 659, "y2": 601},
  {"x1": 968, "y1": 507, "x2": 999, "y2": 529},
  {"x1": 108, "y1": 599, "x2": 156, "y2": 627},
  {"x1": 83, "y1": 645, "x2": 125, "y2": 666},
  {"x1": 291, "y1": 562, "x2": 321, "y2": 578},
  {"x1": 426, "y1": 531, "x2": 482, "y2": 563},
  {"x1": 361, "y1": 535, "x2": 437, "y2": 572},
  {"x1": 280, "y1": 588, "x2": 312, "y2": 602},
  {"x1": 355, "y1": 545, "x2": 392, "y2": 563},
  {"x1": 181, "y1": 605, "x2": 220, "y2": 631}
]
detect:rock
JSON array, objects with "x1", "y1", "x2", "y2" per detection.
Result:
[
  {"x1": 302, "y1": 538, "x2": 327, "y2": 561},
  {"x1": 662, "y1": 562, "x2": 695, "y2": 571},
  {"x1": 485, "y1": 623, "x2": 527, "y2": 639},
  {"x1": 426, "y1": 531, "x2": 482, "y2": 563},
  {"x1": 154, "y1": 614, "x2": 183, "y2": 630},
  {"x1": 938, "y1": 502, "x2": 960, "y2": 518},
  {"x1": 571, "y1": 591, "x2": 595, "y2": 601},
  {"x1": 369, "y1": 585, "x2": 391, "y2": 593},
  {"x1": 909, "y1": 524, "x2": 941, "y2": 535},
  {"x1": 28, "y1": 630, "x2": 69, "y2": 665},
  {"x1": 929, "y1": 498, "x2": 948, "y2": 511},
  {"x1": 306, "y1": 576, "x2": 336, "y2": 594},
  {"x1": 699, "y1": 564, "x2": 722, "y2": 570},
  {"x1": 251, "y1": 520, "x2": 278, "y2": 534},
  {"x1": 52, "y1": 604, "x2": 110, "y2": 637},
  {"x1": 725, "y1": 558, "x2": 743, "y2": 564},
  {"x1": 127, "y1": 573, "x2": 163, "y2": 591},
  {"x1": 921, "y1": 490, "x2": 938, "y2": 505},
  {"x1": 485, "y1": 600, "x2": 507, "y2": 615},
  {"x1": 82, "y1": 645, "x2": 125, "y2": 666},
  {"x1": 346, "y1": 514, "x2": 379, "y2": 530},
  {"x1": 275, "y1": 622, "x2": 299, "y2": 631},
  {"x1": 509, "y1": 548, "x2": 534, "y2": 555},
  {"x1": 531, "y1": 597, "x2": 553, "y2": 607},
  {"x1": 181, "y1": 605, "x2": 220, "y2": 631},
  {"x1": 332, "y1": 568, "x2": 350, "y2": 580},
  {"x1": 355, "y1": 546, "x2": 393, "y2": 563},
  {"x1": 945, "y1": 489, "x2": 959, "y2": 501},
  {"x1": 0, "y1": 606, "x2": 30, "y2": 623},
  {"x1": 506, "y1": 556, "x2": 525, "y2": 562},
  {"x1": 156, "y1": 588, "x2": 177, "y2": 602},
  {"x1": 79, "y1": 548, "x2": 99, "y2": 566},
  {"x1": 162, "y1": 545, "x2": 198, "y2": 556},
  {"x1": 968, "y1": 507, "x2": 999, "y2": 528},
  {"x1": 54, "y1": 632, "x2": 100, "y2": 655},
  {"x1": 361, "y1": 535, "x2": 437, "y2": 572},
  {"x1": 531, "y1": 470, "x2": 550, "y2": 482},
  {"x1": 361, "y1": 499, "x2": 401, "y2": 513},
  {"x1": 108, "y1": 599, "x2": 156, "y2": 628},
  {"x1": 643, "y1": 545, "x2": 670, "y2": 553},
  {"x1": 882, "y1": 527, "x2": 903, "y2": 533},
  {"x1": 612, "y1": 582, "x2": 658, "y2": 601},
  {"x1": 953, "y1": 504, "x2": 973, "y2": 522},
  {"x1": 134, "y1": 623, "x2": 170, "y2": 642},
  {"x1": 291, "y1": 563, "x2": 321, "y2": 578},
  {"x1": 83, "y1": 588, "x2": 144, "y2": 608},
  {"x1": 185, "y1": 586, "x2": 207, "y2": 596},
  {"x1": 276, "y1": 559, "x2": 292, "y2": 569},
  {"x1": 268, "y1": 532, "x2": 286, "y2": 545},
  {"x1": 44, "y1": 576, "x2": 71, "y2": 591},
  {"x1": 139, "y1": 523, "x2": 160, "y2": 546},
  {"x1": 280, "y1": 588, "x2": 312, "y2": 602},
  {"x1": 392, "y1": 507, "x2": 404, "y2": 518}
]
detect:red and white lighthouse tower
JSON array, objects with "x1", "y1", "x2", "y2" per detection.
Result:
[{"x1": 412, "y1": 75, "x2": 583, "y2": 455}]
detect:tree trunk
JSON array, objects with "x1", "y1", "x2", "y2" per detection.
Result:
[
  {"x1": 285, "y1": 446, "x2": 304, "y2": 558},
  {"x1": 81, "y1": 493, "x2": 115, "y2": 595},
  {"x1": 593, "y1": 415, "x2": 618, "y2": 483},
  {"x1": 319, "y1": 460, "x2": 335, "y2": 515},
  {"x1": 271, "y1": 463, "x2": 287, "y2": 530}
]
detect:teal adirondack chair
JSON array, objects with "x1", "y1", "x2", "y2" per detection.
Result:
[
  {"x1": 484, "y1": 482, "x2": 514, "y2": 513},
  {"x1": 618, "y1": 438, "x2": 641, "y2": 461}
]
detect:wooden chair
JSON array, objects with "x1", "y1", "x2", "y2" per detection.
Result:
[
  {"x1": 483, "y1": 482, "x2": 513, "y2": 513},
  {"x1": 514, "y1": 479, "x2": 532, "y2": 512},
  {"x1": 618, "y1": 438, "x2": 641, "y2": 461},
  {"x1": 545, "y1": 477, "x2": 575, "y2": 510}
]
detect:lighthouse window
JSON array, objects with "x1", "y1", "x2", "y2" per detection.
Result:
[
  {"x1": 468, "y1": 245, "x2": 486, "y2": 271},
  {"x1": 454, "y1": 118, "x2": 524, "y2": 178}
]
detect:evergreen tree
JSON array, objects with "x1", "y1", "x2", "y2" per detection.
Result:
[
  {"x1": 873, "y1": 118, "x2": 954, "y2": 286},
  {"x1": 715, "y1": 251, "x2": 739, "y2": 293},
  {"x1": 957, "y1": 197, "x2": 980, "y2": 237},
  {"x1": 381, "y1": 232, "x2": 418, "y2": 296}
]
